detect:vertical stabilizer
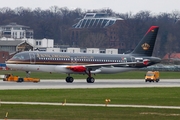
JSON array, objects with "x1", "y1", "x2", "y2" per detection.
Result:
[{"x1": 130, "y1": 26, "x2": 159, "y2": 56}]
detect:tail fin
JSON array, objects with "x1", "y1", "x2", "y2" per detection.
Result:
[{"x1": 130, "y1": 26, "x2": 159, "y2": 56}]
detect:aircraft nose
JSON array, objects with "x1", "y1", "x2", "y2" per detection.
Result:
[{"x1": 5, "y1": 60, "x2": 9, "y2": 64}]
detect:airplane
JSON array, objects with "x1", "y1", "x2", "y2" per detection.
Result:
[{"x1": 6, "y1": 26, "x2": 161, "y2": 83}]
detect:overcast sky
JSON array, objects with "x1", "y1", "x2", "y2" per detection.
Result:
[{"x1": 0, "y1": 0, "x2": 179, "y2": 14}]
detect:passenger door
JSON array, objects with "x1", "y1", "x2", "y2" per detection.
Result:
[{"x1": 29, "y1": 53, "x2": 35, "y2": 64}]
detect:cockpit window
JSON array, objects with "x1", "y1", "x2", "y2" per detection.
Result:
[{"x1": 12, "y1": 53, "x2": 30, "y2": 60}]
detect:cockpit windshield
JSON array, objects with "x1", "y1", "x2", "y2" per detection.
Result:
[{"x1": 11, "y1": 53, "x2": 30, "y2": 60}]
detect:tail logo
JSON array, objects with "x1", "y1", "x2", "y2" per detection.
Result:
[{"x1": 141, "y1": 43, "x2": 150, "y2": 50}]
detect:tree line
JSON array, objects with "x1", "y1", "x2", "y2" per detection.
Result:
[{"x1": 0, "y1": 6, "x2": 180, "y2": 57}]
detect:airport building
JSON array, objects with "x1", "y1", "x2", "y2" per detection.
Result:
[
  {"x1": 0, "y1": 38, "x2": 54, "y2": 53},
  {"x1": 0, "y1": 23, "x2": 33, "y2": 39},
  {"x1": 70, "y1": 13, "x2": 125, "y2": 52},
  {"x1": 72, "y1": 13, "x2": 121, "y2": 28}
]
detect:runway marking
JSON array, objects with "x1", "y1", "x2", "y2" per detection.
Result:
[
  {"x1": 1, "y1": 101, "x2": 180, "y2": 110},
  {"x1": 140, "y1": 112, "x2": 180, "y2": 116}
]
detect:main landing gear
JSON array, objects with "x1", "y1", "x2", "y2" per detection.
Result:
[
  {"x1": 86, "y1": 77, "x2": 95, "y2": 83},
  {"x1": 85, "y1": 70, "x2": 95, "y2": 83},
  {"x1": 65, "y1": 70, "x2": 95, "y2": 83}
]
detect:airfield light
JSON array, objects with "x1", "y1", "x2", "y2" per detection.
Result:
[
  {"x1": 62, "y1": 99, "x2": 66, "y2": 106},
  {"x1": 4, "y1": 112, "x2": 8, "y2": 120},
  {"x1": 105, "y1": 99, "x2": 111, "y2": 106}
]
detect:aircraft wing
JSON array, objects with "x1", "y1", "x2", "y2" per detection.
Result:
[{"x1": 66, "y1": 59, "x2": 149, "y2": 73}]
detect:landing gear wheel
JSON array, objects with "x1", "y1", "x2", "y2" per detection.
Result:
[
  {"x1": 86, "y1": 77, "x2": 95, "y2": 83},
  {"x1": 66, "y1": 77, "x2": 74, "y2": 83}
]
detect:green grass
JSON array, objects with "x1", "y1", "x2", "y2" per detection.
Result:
[
  {"x1": 1, "y1": 70, "x2": 180, "y2": 79},
  {"x1": 0, "y1": 88, "x2": 180, "y2": 119},
  {"x1": 1, "y1": 105, "x2": 180, "y2": 120},
  {"x1": 1, "y1": 71, "x2": 180, "y2": 119},
  {"x1": 0, "y1": 88, "x2": 180, "y2": 106}
]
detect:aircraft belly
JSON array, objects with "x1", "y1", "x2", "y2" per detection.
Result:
[
  {"x1": 6, "y1": 64, "x2": 29, "y2": 71},
  {"x1": 7, "y1": 64, "x2": 56, "y2": 72},
  {"x1": 99, "y1": 67, "x2": 137, "y2": 74}
]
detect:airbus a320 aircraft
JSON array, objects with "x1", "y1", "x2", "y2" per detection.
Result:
[{"x1": 6, "y1": 26, "x2": 161, "y2": 83}]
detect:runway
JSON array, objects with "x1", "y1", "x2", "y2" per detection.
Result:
[{"x1": 0, "y1": 79, "x2": 180, "y2": 90}]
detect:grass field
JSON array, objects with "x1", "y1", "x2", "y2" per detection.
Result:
[
  {"x1": 0, "y1": 88, "x2": 180, "y2": 106},
  {"x1": 1, "y1": 105, "x2": 180, "y2": 120},
  {"x1": 0, "y1": 70, "x2": 180, "y2": 119},
  {"x1": 0, "y1": 88, "x2": 180, "y2": 119},
  {"x1": 1, "y1": 70, "x2": 180, "y2": 79}
]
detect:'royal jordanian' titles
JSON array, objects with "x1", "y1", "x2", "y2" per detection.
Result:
[{"x1": 6, "y1": 26, "x2": 161, "y2": 83}]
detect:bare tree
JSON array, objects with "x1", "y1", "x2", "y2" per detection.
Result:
[{"x1": 78, "y1": 30, "x2": 108, "y2": 48}]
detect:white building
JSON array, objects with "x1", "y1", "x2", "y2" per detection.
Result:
[
  {"x1": 86, "y1": 48, "x2": 99, "y2": 54},
  {"x1": 106, "y1": 49, "x2": 118, "y2": 54},
  {"x1": 34, "y1": 38, "x2": 53, "y2": 49},
  {"x1": 0, "y1": 37, "x2": 54, "y2": 53},
  {"x1": 0, "y1": 23, "x2": 33, "y2": 39},
  {"x1": 67, "y1": 48, "x2": 80, "y2": 53},
  {"x1": 22, "y1": 38, "x2": 54, "y2": 51}
]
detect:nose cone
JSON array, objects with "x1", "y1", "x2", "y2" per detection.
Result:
[
  {"x1": 5, "y1": 58, "x2": 16, "y2": 69},
  {"x1": 5, "y1": 58, "x2": 14, "y2": 64},
  {"x1": 5, "y1": 60, "x2": 11, "y2": 68},
  {"x1": 5, "y1": 59, "x2": 10, "y2": 64}
]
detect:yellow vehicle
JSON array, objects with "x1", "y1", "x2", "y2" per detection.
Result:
[
  {"x1": 145, "y1": 71, "x2": 160, "y2": 82},
  {"x1": 3, "y1": 73, "x2": 40, "y2": 83}
]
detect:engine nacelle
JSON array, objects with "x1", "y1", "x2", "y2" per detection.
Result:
[{"x1": 66, "y1": 66, "x2": 86, "y2": 72}]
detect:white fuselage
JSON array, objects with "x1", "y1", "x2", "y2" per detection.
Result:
[{"x1": 7, "y1": 64, "x2": 137, "y2": 74}]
